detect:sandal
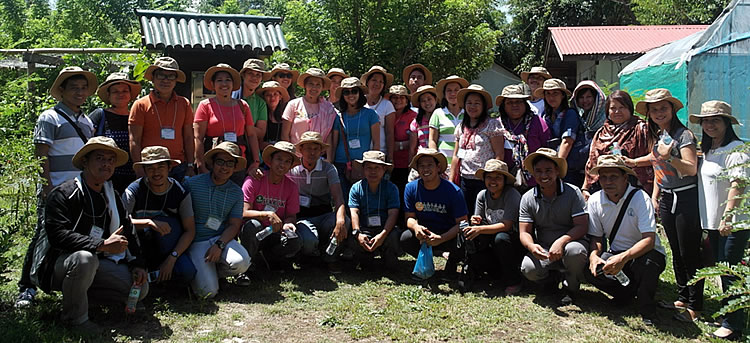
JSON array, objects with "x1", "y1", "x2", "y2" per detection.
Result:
[{"x1": 658, "y1": 300, "x2": 686, "y2": 310}]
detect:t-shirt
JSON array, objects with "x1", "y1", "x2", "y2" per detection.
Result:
[
  {"x1": 408, "y1": 114, "x2": 431, "y2": 150},
  {"x1": 429, "y1": 108, "x2": 462, "y2": 163},
  {"x1": 529, "y1": 99, "x2": 545, "y2": 116},
  {"x1": 288, "y1": 159, "x2": 340, "y2": 218},
  {"x1": 242, "y1": 173, "x2": 300, "y2": 226},
  {"x1": 588, "y1": 185, "x2": 665, "y2": 255},
  {"x1": 232, "y1": 90, "x2": 268, "y2": 124},
  {"x1": 365, "y1": 96, "x2": 395, "y2": 153},
  {"x1": 123, "y1": 177, "x2": 194, "y2": 219},
  {"x1": 698, "y1": 140, "x2": 750, "y2": 231},
  {"x1": 183, "y1": 173, "x2": 243, "y2": 242},
  {"x1": 455, "y1": 118, "x2": 504, "y2": 179},
  {"x1": 194, "y1": 98, "x2": 254, "y2": 154},
  {"x1": 33, "y1": 103, "x2": 94, "y2": 186},
  {"x1": 394, "y1": 109, "x2": 417, "y2": 168},
  {"x1": 282, "y1": 97, "x2": 337, "y2": 144},
  {"x1": 652, "y1": 127, "x2": 697, "y2": 189},
  {"x1": 348, "y1": 179, "x2": 400, "y2": 228},
  {"x1": 518, "y1": 179, "x2": 587, "y2": 247},
  {"x1": 333, "y1": 108, "x2": 380, "y2": 163},
  {"x1": 404, "y1": 178, "x2": 468, "y2": 234},
  {"x1": 129, "y1": 91, "x2": 194, "y2": 161},
  {"x1": 474, "y1": 188, "x2": 521, "y2": 232}
]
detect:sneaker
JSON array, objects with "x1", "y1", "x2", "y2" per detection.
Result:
[
  {"x1": 235, "y1": 273, "x2": 251, "y2": 287},
  {"x1": 15, "y1": 288, "x2": 36, "y2": 308},
  {"x1": 641, "y1": 316, "x2": 655, "y2": 326},
  {"x1": 560, "y1": 291, "x2": 574, "y2": 306},
  {"x1": 504, "y1": 283, "x2": 522, "y2": 296}
]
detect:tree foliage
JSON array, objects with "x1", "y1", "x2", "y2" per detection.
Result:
[{"x1": 631, "y1": 0, "x2": 730, "y2": 25}]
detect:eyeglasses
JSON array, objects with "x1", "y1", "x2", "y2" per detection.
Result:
[
  {"x1": 276, "y1": 72, "x2": 293, "y2": 79},
  {"x1": 213, "y1": 158, "x2": 237, "y2": 168},
  {"x1": 154, "y1": 72, "x2": 178, "y2": 80},
  {"x1": 342, "y1": 88, "x2": 359, "y2": 96}
]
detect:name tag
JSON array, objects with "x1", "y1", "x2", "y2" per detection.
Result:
[
  {"x1": 282, "y1": 228, "x2": 298, "y2": 239},
  {"x1": 223, "y1": 132, "x2": 237, "y2": 142},
  {"x1": 299, "y1": 195, "x2": 311, "y2": 207},
  {"x1": 457, "y1": 149, "x2": 468, "y2": 159},
  {"x1": 348, "y1": 139, "x2": 361, "y2": 149},
  {"x1": 205, "y1": 216, "x2": 221, "y2": 230},
  {"x1": 368, "y1": 215, "x2": 381, "y2": 227},
  {"x1": 263, "y1": 204, "x2": 276, "y2": 212},
  {"x1": 161, "y1": 128, "x2": 176, "y2": 140},
  {"x1": 90, "y1": 225, "x2": 104, "y2": 239}
]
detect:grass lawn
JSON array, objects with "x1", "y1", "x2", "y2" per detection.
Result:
[{"x1": 0, "y1": 231, "x2": 734, "y2": 343}]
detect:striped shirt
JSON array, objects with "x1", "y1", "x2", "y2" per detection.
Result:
[
  {"x1": 429, "y1": 108, "x2": 462, "y2": 163},
  {"x1": 183, "y1": 173, "x2": 243, "y2": 242},
  {"x1": 33, "y1": 103, "x2": 94, "y2": 186},
  {"x1": 288, "y1": 159, "x2": 340, "y2": 217}
]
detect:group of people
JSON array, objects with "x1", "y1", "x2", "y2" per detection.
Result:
[{"x1": 14, "y1": 57, "x2": 748, "y2": 340}]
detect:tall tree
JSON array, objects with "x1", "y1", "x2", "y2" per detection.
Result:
[{"x1": 631, "y1": 0, "x2": 729, "y2": 24}]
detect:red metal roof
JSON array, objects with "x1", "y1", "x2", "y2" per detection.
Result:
[{"x1": 549, "y1": 25, "x2": 709, "y2": 58}]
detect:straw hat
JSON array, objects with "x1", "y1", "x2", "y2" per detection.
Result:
[
  {"x1": 589, "y1": 154, "x2": 637, "y2": 177},
  {"x1": 297, "y1": 67, "x2": 331, "y2": 89},
  {"x1": 239, "y1": 59, "x2": 270, "y2": 80},
  {"x1": 71, "y1": 136, "x2": 128, "y2": 170},
  {"x1": 402, "y1": 64, "x2": 433, "y2": 85},
  {"x1": 132, "y1": 146, "x2": 180, "y2": 170},
  {"x1": 204, "y1": 141, "x2": 247, "y2": 172},
  {"x1": 635, "y1": 88, "x2": 684, "y2": 116},
  {"x1": 203, "y1": 64, "x2": 241, "y2": 91},
  {"x1": 256, "y1": 81, "x2": 290, "y2": 103},
  {"x1": 457, "y1": 84, "x2": 493, "y2": 110},
  {"x1": 269, "y1": 63, "x2": 299, "y2": 83},
  {"x1": 410, "y1": 85, "x2": 439, "y2": 105},
  {"x1": 523, "y1": 147, "x2": 568, "y2": 178},
  {"x1": 49, "y1": 66, "x2": 98, "y2": 101},
  {"x1": 436, "y1": 75, "x2": 469, "y2": 102},
  {"x1": 356, "y1": 150, "x2": 392, "y2": 170},
  {"x1": 688, "y1": 100, "x2": 739, "y2": 125},
  {"x1": 144, "y1": 57, "x2": 186, "y2": 83},
  {"x1": 96, "y1": 72, "x2": 140, "y2": 105},
  {"x1": 532, "y1": 78, "x2": 572, "y2": 99},
  {"x1": 262, "y1": 141, "x2": 301, "y2": 168},
  {"x1": 475, "y1": 159, "x2": 516, "y2": 184},
  {"x1": 295, "y1": 131, "x2": 330, "y2": 149},
  {"x1": 360, "y1": 66, "x2": 394, "y2": 91},
  {"x1": 520, "y1": 66, "x2": 552, "y2": 83},
  {"x1": 495, "y1": 84, "x2": 530, "y2": 106},
  {"x1": 326, "y1": 68, "x2": 348, "y2": 80},
  {"x1": 408, "y1": 148, "x2": 448, "y2": 173},
  {"x1": 334, "y1": 77, "x2": 368, "y2": 99},
  {"x1": 385, "y1": 85, "x2": 409, "y2": 101}
]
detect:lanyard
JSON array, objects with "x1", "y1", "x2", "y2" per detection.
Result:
[
  {"x1": 364, "y1": 182, "x2": 382, "y2": 219},
  {"x1": 264, "y1": 175, "x2": 284, "y2": 209},
  {"x1": 153, "y1": 96, "x2": 178, "y2": 129},
  {"x1": 208, "y1": 182, "x2": 229, "y2": 218},
  {"x1": 84, "y1": 184, "x2": 108, "y2": 227},
  {"x1": 144, "y1": 181, "x2": 170, "y2": 216},
  {"x1": 344, "y1": 109, "x2": 363, "y2": 140},
  {"x1": 213, "y1": 98, "x2": 237, "y2": 134}
]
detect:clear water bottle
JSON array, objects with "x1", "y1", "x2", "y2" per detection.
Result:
[
  {"x1": 125, "y1": 283, "x2": 141, "y2": 313},
  {"x1": 326, "y1": 237, "x2": 338, "y2": 255},
  {"x1": 660, "y1": 130, "x2": 673, "y2": 145},
  {"x1": 614, "y1": 270, "x2": 630, "y2": 286},
  {"x1": 256, "y1": 226, "x2": 273, "y2": 240},
  {"x1": 611, "y1": 142, "x2": 621, "y2": 156}
]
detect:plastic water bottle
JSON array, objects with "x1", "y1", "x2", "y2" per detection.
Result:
[
  {"x1": 125, "y1": 283, "x2": 141, "y2": 313},
  {"x1": 611, "y1": 142, "x2": 621, "y2": 156},
  {"x1": 256, "y1": 226, "x2": 273, "y2": 240},
  {"x1": 660, "y1": 130, "x2": 673, "y2": 145},
  {"x1": 326, "y1": 237, "x2": 338, "y2": 255},
  {"x1": 614, "y1": 270, "x2": 630, "y2": 286}
]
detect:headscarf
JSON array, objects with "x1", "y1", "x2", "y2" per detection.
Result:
[
  {"x1": 571, "y1": 81, "x2": 606, "y2": 135},
  {"x1": 501, "y1": 113, "x2": 534, "y2": 184}
]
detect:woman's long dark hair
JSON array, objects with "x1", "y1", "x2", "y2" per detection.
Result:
[
  {"x1": 415, "y1": 92, "x2": 437, "y2": 125},
  {"x1": 646, "y1": 102, "x2": 688, "y2": 147},
  {"x1": 338, "y1": 90, "x2": 367, "y2": 112},
  {"x1": 461, "y1": 93, "x2": 489, "y2": 130},
  {"x1": 543, "y1": 91, "x2": 570, "y2": 120},
  {"x1": 700, "y1": 116, "x2": 742, "y2": 152},
  {"x1": 269, "y1": 100, "x2": 285, "y2": 123},
  {"x1": 603, "y1": 90, "x2": 634, "y2": 120}
]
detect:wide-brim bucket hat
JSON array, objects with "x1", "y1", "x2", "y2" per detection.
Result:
[
  {"x1": 326, "y1": 68, "x2": 348, "y2": 80},
  {"x1": 132, "y1": 146, "x2": 181, "y2": 170},
  {"x1": 635, "y1": 88, "x2": 684, "y2": 116},
  {"x1": 410, "y1": 85, "x2": 439, "y2": 106},
  {"x1": 144, "y1": 57, "x2": 186, "y2": 83},
  {"x1": 523, "y1": 147, "x2": 568, "y2": 178},
  {"x1": 269, "y1": 63, "x2": 300, "y2": 83},
  {"x1": 495, "y1": 84, "x2": 530, "y2": 106},
  {"x1": 589, "y1": 154, "x2": 637, "y2": 177},
  {"x1": 385, "y1": 85, "x2": 410, "y2": 101},
  {"x1": 72, "y1": 136, "x2": 129, "y2": 170},
  {"x1": 436, "y1": 75, "x2": 469, "y2": 102},
  {"x1": 360, "y1": 66, "x2": 394, "y2": 92},
  {"x1": 239, "y1": 58, "x2": 270, "y2": 80},
  {"x1": 295, "y1": 131, "x2": 330, "y2": 149},
  {"x1": 256, "y1": 81, "x2": 290, "y2": 103},
  {"x1": 50, "y1": 66, "x2": 98, "y2": 101},
  {"x1": 520, "y1": 66, "x2": 552, "y2": 83},
  {"x1": 356, "y1": 150, "x2": 393, "y2": 170},
  {"x1": 262, "y1": 141, "x2": 301, "y2": 168},
  {"x1": 475, "y1": 159, "x2": 516, "y2": 184},
  {"x1": 203, "y1": 64, "x2": 241, "y2": 91},
  {"x1": 532, "y1": 78, "x2": 572, "y2": 99},
  {"x1": 688, "y1": 100, "x2": 739, "y2": 125},
  {"x1": 335, "y1": 77, "x2": 368, "y2": 99},
  {"x1": 457, "y1": 84, "x2": 493, "y2": 110},
  {"x1": 204, "y1": 141, "x2": 248, "y2": 172},
  {"x1": 408, "y1": 148, "x2": 448, "y2": 173},
  {"x1": 297, "y1": 67, "x2": 331, "y2": 89},
  {"x1": 96, "y1": 72, "x2": 141, "y2": 105},
  {"x1": 403, "y1": 64, "x2": 433, "y2": 86}
]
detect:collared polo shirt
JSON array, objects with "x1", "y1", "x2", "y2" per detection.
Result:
[
  {"x1": 288, "y1": 159, "x2": 340, "y2": 218},
  {"x1": 129, "y1": 91, "x2": 193, "y2": 161},
  {"x1": 33, "y1": 102, "x2": 94, "y2": 186},
  {"x1": 519, "y1": 179, "x2": 587, "y2": 246}
]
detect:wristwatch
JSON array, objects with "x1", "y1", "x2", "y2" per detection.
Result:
[
  {"x1": 214, "y1": 240, "x2": 226, "y2": 250},
  {"x1": 187, "y1": 162, "x2": 195, "y2": 169},
  {"x1": 352, "y1": 229, "x2": 360, "y2": 237},
  {"x1": 170, "y1": 250, "x2": 179, "y2": 258}
]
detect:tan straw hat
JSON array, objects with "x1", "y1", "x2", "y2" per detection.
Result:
[
  {"x1": 71, "y1": 136, "x2": 128, "y2": 170},
  {"x1": 295, "y1": 131, "x2": 330, "y2": 149},
  {"x1": 523, "y1": 147, "x2": 568, "y2": 178},
  {"x1": 409, "y1": 148, "x2": 448, "y2": 173},
  {"x1": 262, "y1": 141, "x2": 301, "y2": 168},
  {"x1": 457, "y1": 84, "x2": 493, "y2": 110},
  {"x1": 270, "y1": 63, "x2": 299, "y2": 83},
  {"x1": 297, "y1": 67, "x2": 331, "y2": 89},
  {"x1": 689, "y1": 100, "x2": 739, "y2": 125},
  {"x1": 335, "y1": 77, "x2": 368, "y2": 99},
  {"x1": 475, "y1": 159, "x2": 516, "y2": 184},
  {"x1": 96, "y1": 72, "x2": 140, "y2": 105},
  {"x1": 256, "y1": 81, "x2": 290, "y2": 103},
  {"x1": 239, "y1": 59, "x2": 270, "y2": 80},
  {"x1": 360, "y1": 66, "x2": 394, "y2": 91},
  {"x1": 436, "y1": 75, "x2": 469, "y2": 102},
  {"x1": 532, "y1": 78, "x2": 572, "y2": 99},
  {"x1": 204, "y1": 141, "x2": 247, "y2": 172},
  {"x1": 203, "y1": 64, "x2": 241, "y2": 91},
  {"x1": 49, "y1": 66, "x2": 98, "y2": 101},
  {"x1": 589, "y1": 154, "x2": 637, "y2": 177},
  {"x1": 520, "y1": 66, "x2": 553, "y2": 83},
  {"x1": 356, "y1": 150, "x2": 393, "y2": 169},
  {"x1": 495, "y1": 84, "x2": 530, "y2": 106},
  {"x1": 144, "y1": 57, "x2": 186, "y2": 83},
  {"x1": 326, "y1": 68, "x2": 348, "y2": 79},
  {"x1": 385, "y1": 85, "x2": 410, "y2": 101},
  {"x1": 132, "y1": 146, "x2": 180, "y2": 170},
  {"x1": 635, "y1": 88, "x2": 684, "y2": 116},
  {"x1": 402, "y1": 64, "x2": 433, "y2": 85},
  {"x1": 410, "y1": 85, "x2": 439, "y2": 105}
]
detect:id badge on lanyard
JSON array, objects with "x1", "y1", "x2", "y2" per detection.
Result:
[
  {"x1": 206, "y1": 216, "x2": 222, "y2": 230},
  {"x1": 349, "y1": 139, "x2": 361, "y2": 149},
  {"x1": 299, "y1": 195, "x2": 311, "y2": 207},
  {"x1": 161, "y1": 128, "x2": 176, "y2": 140},
  {"x1": 90, "y1": 225, "x2": 104, "y2": 239},
  {"x1": 368, "y1": 216, "x2": 381, "y2": 227},
  {"x1": 224, "y1": 132, "x2": 237, "y2": 142}
]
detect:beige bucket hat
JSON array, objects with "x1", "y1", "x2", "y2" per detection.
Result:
[
  {"x1": 385, "y1": 85, "x2": 410, "y2": 101},
  {"x1": 262, "y1": 141, "x2": 301, "y2": 168},
  {"x1": 457, "y1": 84, "x2": 493, "y2": 110},
  {"x1": 297, "y1": 67, "x2": 331, "y2": 89},
  {"x1": 360, "y1": 66, "x2": 394, "y2": 91},
  {"x1": 635, "y1": 88, "x2": 684, "y2": 115},
  {"x1": 132, "y1": 146, "x2": 181, "y2": 170},
  {"x1": 326, "y1": 68, "x2": 348, "y2": 79},
  {"x1": 402, "y1": 64, "x2": 433, "y2": 85},
  {"x1": 589, "y1": 154, "x2": 637, "y2": 177},
  {"x1": 270, "y1": 63, "x2": 299, "y2": 83},
  {"x1": 204, "y1": 141, "x2": 247, "y2": 172},
  {"x1": 410, "y1": 85, "x2": 439, "y2": 105},
  {"x1": 532, "y1": 78, "x2": 572, "y2": 99},
  {"x1": 523, "y1": 147, "x2": 568, "y2": 178},
  {"x1": 96, "y1": 72, "x2": 140, "y2": 105},
  {"x1": 520, "y1": 66, "x2": 553, "y2": 83},
  {"x1": 335, "y1": 77, "x2": 368, "y2": 99},
  {"x1": 436, "y1": 75, "x2": 469, "y2": 102},
  {"x1": 688, "y1": 100, "x2": 739, "y2": 125},
  {"x1": 144, "y1": 57, "x2": 186, "y2": 83},
  {"x1": 495, "y1": 84, "x2": 530, "y2": 106},
  {"x1": 475, "y1": 159, "x2": 516, "y2": 184},
  {"x1": 203, "y1": 64, "x2": 241, "y2": 91},
  {"x1": 295, "y1": 131, "x2": 330, "y2": 149},
  {"x1": 239, "y1": 59, "x2": 270, "y2": 80},
  {"x1": 72, "y1": 136, "x2": 129, "y2": 170},
  {"x1": 256, "y1": 81, "x2": 290, "y2": 103},
  {"x1": 409, "y1": 148, "x2": 448, "y2": 173},
  {"x1": 356, "y1": 150, "x2": 393, "y2": 170},
  {"x1": 49, "y1": 66, "x2": 98, "y2": 101}
]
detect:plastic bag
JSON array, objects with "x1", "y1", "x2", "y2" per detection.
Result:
[{"x1": 412, "y1": 242, "x2": 435, "y2": 279}]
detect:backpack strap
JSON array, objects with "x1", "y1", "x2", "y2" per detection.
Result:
[{"x1": 608, "y1": 188, "x2": 639, "y2": 250}]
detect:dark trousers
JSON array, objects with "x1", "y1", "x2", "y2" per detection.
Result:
[
  {"x1": 347, "y1": 227, "x2": 400, "y2": 265},
  {"x1": 708, "y1": 229, "x2": 750, "y2": 331},
  {"x1": 18, "y1": 191, "x2": 45, "y2": 291},
  {"x1": 169, "y1": 162, "x2": 188, "y2": 183},
  {"x1": 400, "y1": 229, "x2": 462, "y2": 265},
  {"x1": 138, "y1": 216, "x2": 197, "y2": 283},
  {"x1": 240, "y1": 219, "x2": 303, "y2": 268},
  {"x1": 585, "y1": 249, "x2": 666, "y2": 317},
  {"x1": 334, "y1": 162, "x2": 354, "y2": 203},
  {"x1": 460, "y1": 177, "x2": 485, "y2": 215},
  {"x1": 470, "y1": 231, "x2": 523, "y2": 286},
  {"x1": 562, "y1": 169, "x2": 585, "y2": 189},
  {"x1": 660, "y1": 187, "x2": 704, "y2": 311}
]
